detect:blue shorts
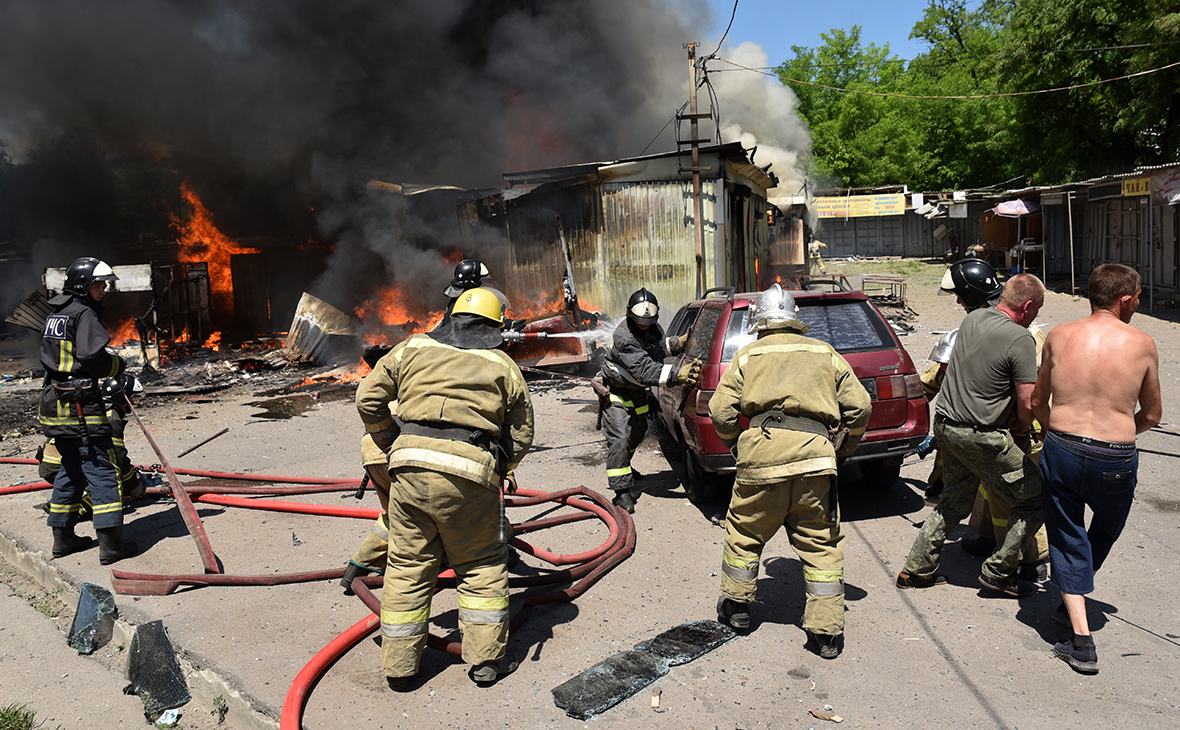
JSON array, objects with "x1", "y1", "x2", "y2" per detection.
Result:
[{"x1": 1040, "y1": 430, "x2": 1138, "y2": 595}]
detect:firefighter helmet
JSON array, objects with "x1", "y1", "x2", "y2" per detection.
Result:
[
  {"x1": 626, "y1": 288, "x2": 659, "y2": 326},
  {"x1": 749, "y1": 283, "x2": 809, "y2": 334},
  {"x1": 928, "y1": 329, "x2": 958, "y2": 364},
  {"x1": 63, "y1": 257, "x2": 118, "y2": 298},
  {"x1": 451, "y1": 287, "x2": 505, "y2": 326},
  {"x1": 939, "y1": 258, "x2": 1001, "y2": 310},
  {"x1": 443, "y1": 259, "x2": 490, "y2": 298},
  {"x1": 101, "y1": 372, "x2": 143, "y2": 411}
]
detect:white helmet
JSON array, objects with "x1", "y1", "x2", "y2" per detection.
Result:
[
  {"x1": 749, "y1": 283, "x2": 809, "y2": 334},
  {"x1": 928, "y1": 329, "x2": 958, "y2": 364}
]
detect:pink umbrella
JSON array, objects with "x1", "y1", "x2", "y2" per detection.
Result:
[{"x1": 990, "y1": 198, "x2": 1040, "y2": 217}]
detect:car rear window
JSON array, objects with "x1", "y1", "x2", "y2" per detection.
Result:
[
  {"x1": 721, "y1": 299, "x2": 891, "y2": 361},
  {"x1": 686, "y1": 306, "x2": 724, "y2": 361}
]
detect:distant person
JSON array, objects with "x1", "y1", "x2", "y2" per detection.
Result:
[
  {"x1": 1031, "y1": 264, "x2": 1161, "y2": 675},
  {"x1": 897, "y1": 274, "x2": 1045, "y2": 597},
  {"x1": 40, "y1": 257, "x2": 133, "y2": 564},
  {"x1": 710, "y1": 284, "x2": 871, "y2": 659},
  {"x1": 808, "y1": 240, "x2": 828, "y2": 275}
]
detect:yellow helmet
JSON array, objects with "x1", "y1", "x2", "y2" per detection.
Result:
[{"x1": 451, "y1": 287, "x2": 505, "y2": 326}]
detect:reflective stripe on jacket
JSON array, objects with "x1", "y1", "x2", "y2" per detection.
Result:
[
  {"x1": 710, "y1": 332, "x2": 872, "y2": 485},
  {"x1": 39, "y1": 296, "x2": 124, "y2": 438},
  {"x1": 356, "y1": 334, "x2": 533, "y2": 491}
]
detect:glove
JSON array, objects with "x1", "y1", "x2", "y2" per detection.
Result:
[
  {"x1": 675, "y1": 360, "x2": 702, "y2": 388},
  {"x1": 504, "y1": 470, "x2": 518, "y2": 494},
  {"x1": 371, "y1": 425, "x2": 399, "y2": 452},
  {"x1": 677, "y1": 333, "x2": 690, "y2": 351}
]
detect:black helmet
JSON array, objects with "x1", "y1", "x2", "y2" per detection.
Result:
[
  {"x1": 63, "y1": 257, "x2": 118, "y2": 298},
  {"x1": 443, "y1": 259, "x2": 490, "y2": 298},
  {"x1": 626, "y1": 288, "x2": 659, "y2": 326},
  {"x1": 101, "y1": 372, "x2": 143, "y2": 411},
  {"x1": 939, "y1": 258, "x2": 1001, "y2": 310}
]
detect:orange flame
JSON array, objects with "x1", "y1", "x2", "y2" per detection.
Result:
[
  {"x1": 203, "y1": 332, "x2": 222, "y2": 351},
  {"x1": 108, "y1": 319, "x2": 139, "y2": 347},
  {"x1": 354, "y1": 282, "x2": 445, "y2": 340},
  {"x1": 171, "y1": 181, "x2": 261, "y2": 314}
]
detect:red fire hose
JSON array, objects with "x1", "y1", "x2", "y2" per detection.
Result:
[
  {"x1": 3, "y1": 455, "x2": 635, "y2": 730},
  {"x1": 279, "y1": 486, "x2": 634, "y2": 730}
]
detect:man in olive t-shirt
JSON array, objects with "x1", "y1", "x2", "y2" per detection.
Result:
[{"x1": 897, "y1": 274, "x2": 1045, "y2": 597}]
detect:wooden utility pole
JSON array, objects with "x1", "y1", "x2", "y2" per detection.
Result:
[{"x1": 687, "y1": 43, "x2": 705, "y2": 298}]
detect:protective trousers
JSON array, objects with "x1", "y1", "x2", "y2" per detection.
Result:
[
  {"x1": 967, "y1": 434, "x2": 1048, "y2": 563},
  {"x1": 904, "y1": 419, "x2": 1042, "y2": 582},
  {"x1": 46, "y1": 435, "x2": 122, "y2": 530},
  {"x1": 602, "y1": 392, "x2": 648, "y2": 497},
  {"x1": 349, "y1": 461, "x2": 393, "y2": 574},
  {"x1": 380, "y1": 467, "x2": 509, "y2": 679},
  {"x1": 720, "y1": 474, "x2": 845, "y2": 636}
]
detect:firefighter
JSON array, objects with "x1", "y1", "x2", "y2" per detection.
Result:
[
  {"x1": 40, "y1": 257, "x2": 132, "y2": 564},
  {"x1": 599, "y1": 288, "x2": 700, "y2": 513},
  {"x1": 710, "y1": 283, "x2": 871, "y2": 659},
  {"x1": 338, "y1": 432, "x2": 397, "y2": 592},
  {"x1": 357, "y1": 287, "x2": 534, "y2": 689},
  {"x1": 37, "y1": 372, "x2": 150, "y2": 520}
]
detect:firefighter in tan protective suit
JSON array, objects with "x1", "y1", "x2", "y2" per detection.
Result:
[
  {"x1": 356, "y1": 287, "x2": 534, "y2": 690},
  {"x1": 337, "y1": 431, "x2": 397, "y2": 592},
  {"x1": 710, "y1": 283, "x2": 871, "y2": 659}
]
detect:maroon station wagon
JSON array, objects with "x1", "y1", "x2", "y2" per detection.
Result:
[{"x1": 655, "y1": 285, "x2": 929, "y2": 502}]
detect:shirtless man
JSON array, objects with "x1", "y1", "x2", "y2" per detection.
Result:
[{"x1": 1031, "y1": 263, "x2": 1162, "y2": 675}]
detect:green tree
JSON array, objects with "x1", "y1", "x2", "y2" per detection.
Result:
[{"x1": 996, "y1": 0, "x2": 1180, "y2": 181}]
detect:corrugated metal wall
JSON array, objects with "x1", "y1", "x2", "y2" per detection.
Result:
[
  {"x1": 596, "y1": 181, "x2": 711, "y2": 317},
  {"x1": 816, "y1": 215, "x2": 904, "y2": 257}
]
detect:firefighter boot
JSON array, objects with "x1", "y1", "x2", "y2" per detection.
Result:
[
  {"x1": 340, "y1": 562, "x2": 365, "y2": 594},
  {"x1": 470, "y1": 650, "x2": 520, "y2": 686},
  {"x1": 51, "y1": 527, "x2": 88, "y2": 558},
  {"x1": 809, "y1": 631, "x2": 842, "y2": 659},
  {"x1": 717, "y1": 597, "x2": 751, "y2": 630},
  {"x1": 97, "y1": 527, "x2": 136, "y2": 565},
  {"x1": 612, "y1": 491, "x2": 637, "y2": 514}
]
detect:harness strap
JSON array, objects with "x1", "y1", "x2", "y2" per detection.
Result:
[{"x1": 749, "y1": 410, "x2": 831, "y2": 440}]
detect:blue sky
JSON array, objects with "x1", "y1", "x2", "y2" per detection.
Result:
[{"x1": 705, "y1": 0, "x2": 942, "y2": 65}]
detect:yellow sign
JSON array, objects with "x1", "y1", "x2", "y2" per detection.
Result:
[
  {"x1": 1123, "y1": 177, "x2": 1151, "y2": 196},
  {"x1": 813, "y1": 194, "x2": 906, "y2": 218}
]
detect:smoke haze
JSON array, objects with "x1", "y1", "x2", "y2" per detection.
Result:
[{"x1": 0, "y1": 0, "x2": 810, "y2": 316}]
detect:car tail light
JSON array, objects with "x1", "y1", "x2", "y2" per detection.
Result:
[
  {"x1": 696, "y1": 389, "x2": 714, "y2": 416},
  {"x1": 875, "y1": 374, "x2": 921, "y2": 399}
]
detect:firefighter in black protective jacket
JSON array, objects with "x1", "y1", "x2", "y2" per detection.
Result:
[
  {"x1": 600, "y1": 288, "x2": 701, "y2": 513},
  {"x1": 40, "y1": 257, "x2": 132, "y2": 564}
]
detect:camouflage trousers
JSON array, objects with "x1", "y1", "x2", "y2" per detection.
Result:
[{"x1": 904, "y1": 418, "x2": 1042, "y2": 582}]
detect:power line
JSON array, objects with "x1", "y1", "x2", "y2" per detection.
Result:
[
  {"x1": 706, "y1": 0, "x2": 740, "y2": 59},
  {"x1": 716, "y1": 55, "x2": 1180, "y2": 100}
]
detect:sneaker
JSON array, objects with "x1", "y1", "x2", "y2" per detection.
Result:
[
  {"x1": 717, "y1": 597, "x2": 750, "y2": 630},
  {"x1": 978, "y1": 572, "x2": 1035, "y2": 597},
  {"x1": 895, "y1": 571, "x2": 948, "y2": 589},
  {"x1": 960, "y1": 535, "x2": 997, "y2": 558},
  {"x1": 470, "y1": 651, "x2": 520, "y2": 685},
  {"x1": 809, "y1": 632, "x2": 842, "y2": 659},
  {"x1": 923, "y1": 481, "x2": 943, "y2": 505},
  {"x1": 612, "y1": 492, "x2": 636, "y2": 514},
  {"x1": 1054, "y1": 636, "x2": 1098, "y2": 675},
  {"x1": 1018, "y1": 560, "x2": 1050, "y2": 582}
]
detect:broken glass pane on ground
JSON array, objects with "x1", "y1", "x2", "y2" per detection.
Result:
[
  {"x1": 123, "y1": 619, "x2": 191, "y2": 718},
  {"x1": 67, "y1": 582, "x2": 117, "y2": 655},
  {"x1": 552, "y1": 620, "x2": 737, "y2": 719}
]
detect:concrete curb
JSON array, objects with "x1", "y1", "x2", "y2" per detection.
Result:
[{"x1": 0, "y1": 528, "x2": 280, "y2": 730}]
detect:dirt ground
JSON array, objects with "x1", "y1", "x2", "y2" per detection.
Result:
[{"x1": 2, "y1": 259, "x2": 1179, "y2": 730}]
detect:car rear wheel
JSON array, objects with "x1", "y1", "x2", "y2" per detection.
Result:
[
  {"x1": 683, "y1": 447, "x2": 722, "y2": 503},
  {"x1": 858, "y1": 457, "x2": 903, "y2": 489}
]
